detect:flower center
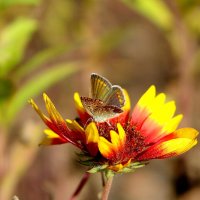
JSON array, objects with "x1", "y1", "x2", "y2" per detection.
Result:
[
  {"x1": 124, "y1": 124, "x2": 146, "y2": 158},
  {"x1": 97, "y1": 121, "x2": 146, "y2": 162},
  {"x1": 97, "y1": 122, "x2": 118, "y2": 140}
]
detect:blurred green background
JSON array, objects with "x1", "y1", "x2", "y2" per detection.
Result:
[{"x1": 0, "y1": 0, "x2": 200, "y2": 199}]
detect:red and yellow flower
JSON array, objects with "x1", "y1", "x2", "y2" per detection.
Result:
[{"x1": 30, "y1": 85, "x2": 198, "y2": 175}]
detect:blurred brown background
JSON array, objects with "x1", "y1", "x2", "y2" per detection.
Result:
[{"x1": 0, "y1": 0, "x2": 200, "y2": 199}]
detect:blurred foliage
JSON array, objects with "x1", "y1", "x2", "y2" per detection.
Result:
[
  {"x1": 176, "y1": 0, "x2": 200, "y2": 12},
  {"x1": 0, "y1": 1, "x2": 80, "y2": 127},
  {"x1": 185, "y1": 6, "x2": 200, "y2": 37},
  {"x1": 0, "y1": 78, "x2": 14, "y2": 102},
  {"x1": 122, "y1": 0, "x2": 173, "y2": 29},
  {"x1": 40, "y1": 0, "x2": 86, "y2": 46},
  {"x1": 0, "y1": 1, "x2": 80, "y2": 198},
  {"x1": 0, "y1": 18, "x2": 37, "y2": 77},
  {"x1": 122, "y1": 0, "x2": 200, "y2": 39},
  {"x1": 97, "y1": 27, "x2": 130, "y2": 56},
  {"x1": 15, "y1": 47, "x2": 67, "y2": 79},
  {"x1": 0, "y1": 0, "x2": 40, "y2": 8},
  {"x1": 5, "y1": 63, "x2": 78, "y2": 125}
]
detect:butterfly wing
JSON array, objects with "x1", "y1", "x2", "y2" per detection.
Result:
[
  {"x1": 90, "y1": 73, "x2": 112, "y2": 102},
  {"x1": 106, "y1": 85, "x2": 125, "y2": 108},
  {"x1": 93, "y1": 105, "x2": 123, "y2": 122},
  {"x1": 80, "y1": 97, "x2": 123, "y2": 122},
  {"x1": 81, "y1": 73, "x2": 125, "y2": 122},
  {"x1": 80, "y1": 97, "x2": 96, "y2": 116}
]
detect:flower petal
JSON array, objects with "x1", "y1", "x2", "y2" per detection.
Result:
[
  {"x1": 170, "y1": 128, "x2": 199, "y2": 140},
  {"x1": 117, "y1": 123, "x2": 126, "y2": 145},
  {"x1": 158, "y1": 138, "x2": 197, "y2": 158},
  {"x1": 30, "y1": 94, "x2": 74, "y2": 145},
  {"x1": 85, "y1": 122, "x2": 99, "y2": 156},
  {"x1": 110, "y1": 130, "x2": 121, "y2": 151},
  {"x1": 130, "y1": 85, "x2": 156, "y2": 128},
  {"x1": 142, "y1": 115, "x2": 183, "y2": 144},
  {"x1": 85, "y1": 122, "x2": 99, "y2": 144},
  {"x1": 122, "y1": 89, "x2": 131, "y2": 111},
  {"x1": 43, "y1": 93, "x2": 65, "y2": 125},
  {"x1": 137, "y1": 128, "x2": 198, "y2": 160},
  {"x1": 98, "y1": 123, "x2": 126, "y2": 160},
  {"x1": 41, "y1": 129, "x2": 68, "y2": 145},
  {"x1": 74, "y1": 92, "x2": 90, "y2": 123},
  {"x1": 149, "y1": 101, "x2": 176, "y2": 125},
  {"x1": 66, "y1": 119, "x2": 86, "y2": 144},
  {"x1": 161, "y1": 115, "x2": 183, "y2": 134},
  {"x1": 29, "y1": 99, "x2": 49, "y2": 124},
  {"x1": 137, "y1": 85, "x2": 156, "y2": 109},
  {"x1": 98, "y1": 136, "x2": 114, "y2": 159},
  {"x1": 130, "y1": 86, "x2": 184, "y2": 144},
  {"x1": 110, "y1": 123, "x2": 126, "y2": 151}
]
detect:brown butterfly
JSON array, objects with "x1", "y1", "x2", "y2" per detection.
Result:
[{"x1": 80, "y1": 73, "x2": 125, "y2": 122}]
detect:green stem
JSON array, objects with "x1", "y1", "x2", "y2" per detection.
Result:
[{"x1": 101, "y1": 176, "x2": 114, "y2": 200}]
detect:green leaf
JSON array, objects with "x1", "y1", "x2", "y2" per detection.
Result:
[
  {"x1": 88, "y1": 165, "x2": 108, "y2": 173},
  {"x1": 15, "y1": 42, "x2": 79, "y2": 79},
  {"x1": 122, "y1": 0, "x2": 173, "y2": 30},
  {"x1": 5, "y1": 62, "x2": 79, "y2": 124},
  {"x1": 0, "y1": 18, "x2": 37, "y2": 77},
  {"x1": 15, "y1": 47, "x2": 66, "y2": 79},
  {"x1": 126, "y1": 162, "x2": 146, "y2": 169},
  {"x1": 0, "y1": 78, "x2": 14, "y2": 102},
  {"x1": 0, "y1": 0, "x2": 40, "y2": 8},
  {"x1": 185, "y1": 7, "x2": 200, "y2": 36}
]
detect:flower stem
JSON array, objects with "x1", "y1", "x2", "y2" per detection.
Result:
[
  {"x1": 70, "y1": 172, "x2": 90, "y2": 200},
  {"x1": 101, "y1": 172, "x2": 105, "y2": 187},
  {"x1": 101, "y1": 176, "x2": 114, "y2": 200}
]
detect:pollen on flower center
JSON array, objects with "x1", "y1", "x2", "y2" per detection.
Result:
[
  {"x1": 97, "y1": 122, "x2": 118, "y2": 140},
  {"x1": 124, "y1": 124, "x2": 146, "y2": 157},
  {"x1": 97, "y1": 120, "x2": 146, "y2": 163}
]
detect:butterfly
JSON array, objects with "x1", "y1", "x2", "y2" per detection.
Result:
[{"x1": 80, "y1": 73, "x2": 125, "y2": 122}]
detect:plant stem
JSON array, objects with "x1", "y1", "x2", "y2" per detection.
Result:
[
  {"x1": 101, "y1": 176, "x2": 114, "y2": 200},
  {"x1": 70, "y1": 172, "x2": 90, "y2": 200},
  {"x1": 101, "y1": 172, "x2": 106, "y2": 187}
]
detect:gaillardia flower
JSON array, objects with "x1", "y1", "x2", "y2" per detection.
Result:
[{"x1": 30, "y1": 84, "x2": 198, "y2": 176}]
